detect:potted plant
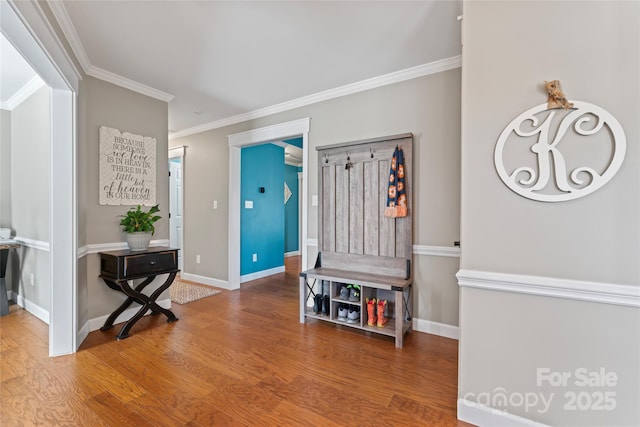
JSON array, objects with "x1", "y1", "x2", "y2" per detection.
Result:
[{"x1": 119, "y1": 204, "x2": 161, "y2": 251}]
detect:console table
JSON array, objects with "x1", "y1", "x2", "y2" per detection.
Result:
[
  {"x1": 99, "y1": 247, "x2": 179, "y2": 340},
  {"x1": 1, "y1": 240, "x2": 21, "y2": 316}
]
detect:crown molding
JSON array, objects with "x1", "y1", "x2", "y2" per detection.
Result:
[
  {"x1": 47, "y1": 1, "x2": 174, "y2": 103},
  {"x1": 86, "y1": 65, "x2": 174, "y2": 102},
  {"x1": 170, "y1": 55, "x2": 462, "y2": 140},
  {"x1": 47, "y1": 0, "x2": 91, "y2": 71},
  {"x1": 0, "y1": 75, "x2": 46, "y2": 110}
]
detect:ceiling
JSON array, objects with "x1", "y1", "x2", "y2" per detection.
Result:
[
  {"x1": 0, "y1": 32, "x2": 42, "y2": 109},
  {"x1": 43, "y1": 1, "x2": 460, "y2": 136}
]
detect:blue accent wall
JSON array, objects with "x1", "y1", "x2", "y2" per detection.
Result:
[
  {"x1": 240, "y1": 144, "x2": 284, "y2": 276},
  {"x1": 284, "y1": 164, "x2": 302, "y2": 253}
]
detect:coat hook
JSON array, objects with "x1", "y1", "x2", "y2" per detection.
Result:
[
  {"x1": 324, "y1": 154, "x2": 328, "y2": 164},
  {"x1": 370, "y1": 148, "x2": 374, "y2": 159},
  {"x1": 345, "y1": 151, "x2": 352, "y2": 170}
]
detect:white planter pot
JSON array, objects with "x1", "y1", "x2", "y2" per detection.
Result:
[{"x1": 126, "y1": 232, "x2": 152, "y2": 251}]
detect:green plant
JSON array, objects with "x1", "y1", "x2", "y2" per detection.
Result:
[{"x1": 119, "y1": 204, "x2": 161, "y2": 235}]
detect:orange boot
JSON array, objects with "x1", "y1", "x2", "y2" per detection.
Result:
[
  {"x1": 377, "y1": 299, "x2": 389, "y2": 327},
  {"x1": 366, "y1": 298, "x2": 377, "y2": 326}
]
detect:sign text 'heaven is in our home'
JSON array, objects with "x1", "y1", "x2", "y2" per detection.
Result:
[{"x1": 99, "y1": 126, "x2": 156, "y2": 206}]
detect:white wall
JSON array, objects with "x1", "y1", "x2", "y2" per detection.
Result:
[
  {"x1": 459, "y1": 1, "x2": 639, "y2": 426},
  {"x1": 0, "y1": 109, "x2": 10, "y2": 227},
  {"x1": 6, "y1": 86, "x2": 52, "y2": 312}
]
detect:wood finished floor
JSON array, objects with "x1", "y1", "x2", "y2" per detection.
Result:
[{"x1": 0, "y1": 257, "x2": 473, "y2": 426}]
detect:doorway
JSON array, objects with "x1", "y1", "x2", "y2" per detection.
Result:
[
  {"x1": 1, "y1": 0, "x2": 79, "y2": 356},
  {"x1": 227, "y1": 118, "x2": 310, "y2": 290},
  {"x1": 168, "y1": 147, "x2": 184, "y2": 270}
]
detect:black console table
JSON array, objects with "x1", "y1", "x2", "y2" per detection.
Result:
[
  {"x1": 99, "y1": 246, "x2": 179, "y2": 340},
  {"x1": 1, "y1": 240, "x2": 21, "y2": 316}
]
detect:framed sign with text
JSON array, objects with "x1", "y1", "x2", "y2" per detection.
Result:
[{"x1": 99, "y1": 126, "x2": 156, "y2": 206}]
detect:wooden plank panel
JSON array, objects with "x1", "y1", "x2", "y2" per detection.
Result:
[
  {"x1": 363, "y1": 160, "x2": 379, "y2": 256},
  {"x1": 321, "y1": 165, "x2": 336, "y2": 252},
  {"x1": 348, "y1": 162, "x2": 364, "y2": 254},
  {"x1": 335, "y1": 165, "x2": 349, "y2": 253},
  {"x1": 378, "y1": 159, "x2": 395, "y2": 257}
]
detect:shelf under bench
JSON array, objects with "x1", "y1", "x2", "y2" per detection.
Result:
[{"x1": 300, "y1": 264, "x2": 413, "y2": 348}]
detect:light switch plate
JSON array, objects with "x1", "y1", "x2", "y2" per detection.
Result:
[{"x1": 245, "y1": 200, "x2": 253, "y2": 209}]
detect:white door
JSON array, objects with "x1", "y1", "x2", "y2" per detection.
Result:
[{"x1": 169, "y1": 159, "x2": 183, "y2": 270}]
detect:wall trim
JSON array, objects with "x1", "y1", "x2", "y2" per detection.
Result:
[
  {"x1": 180, "y1": 272, "x2": 232, "y2": 290},
  {"x1": 77, "y1": 239, "x2": 171, "y2": 258},
  {"x1": 240, "y1": 265, "x2": 285, "y2": 284},
  {"x1": 86, "y1": 65, "x2": 174, "y2": 102},
  {"x1": 413, "y1": 318, "x2": 459, "y2": 340},
  {"x1": 306, "y1": 240, "x2": 460, "y2": 259},
  {"x1": 87, "y1": 298, "x2": 171, "y2": 332},
  {"x1": 77, "y1": 320, "x2": 89, "y2": 349},
  {"x1": 285, "y1": 250, "x2": 300, "y2": 257},
  {"x1": 413, "y1": 245, "x2": 460, "y2": 257},
  {"x1": 13, "y1": 236, "x2": 50, "y2": 251},
  {"x1": 457, "y1": 398, "x2": 551, "y2": 427},
  {"x1": 8, "y1": 0, "x2": 81, "y2": 91},
  {"x1": 11, "y1": 291, "x2": 49, "y2": 324},
  {"x1": 171, "y1": 55, "x2": 462, "y2": 140},
  {"x1": 457, "y1": 269, "x2": 640, "y2": 308},
  {"x1": 1, "y1": 75, "x2": 47, "y2": 110}
]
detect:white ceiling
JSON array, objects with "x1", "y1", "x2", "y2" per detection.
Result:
[{"x1": 51, "y1": 1, "x2": 462, "y2": 135}]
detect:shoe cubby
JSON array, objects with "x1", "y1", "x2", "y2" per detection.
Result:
[{"x1": 300, "y1": 261, "x2": 413, "y2": 347}]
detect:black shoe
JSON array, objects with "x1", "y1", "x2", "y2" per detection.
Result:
[
  {"x1": 313, "y1": 294, "x2": 322, "y2": 313},
  {"x1": 322, "y1": 295, "x2": 330, "y2": 315}
]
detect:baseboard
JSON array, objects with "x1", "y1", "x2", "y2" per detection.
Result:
[
  {"x1": 413, "y1": 317, "x2": 459, "y2": 340},
  {"x1": 240, "y1": 265, "x2": 285, "y2": 283},
  {"x1": 285, "y1": 250, "x2": 300, "y2": 257},
  {"x1": 77, "y1": 320, "x2": 90, "y2": 348},
  {"x1": 12, "y1": 291, "x2": 50, "y2": 324},
  {"x1": 180, "y1": 272, "x2": 233, "y2": 290},
  {"x1": 457, "y1": 398, "x2": 551, "y2": 427},
  {"x1": 87, "y1": 298, "x2": 171, "y2": 332}
]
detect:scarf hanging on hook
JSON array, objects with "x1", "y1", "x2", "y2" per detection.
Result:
[{"x1": 384, "y1": 145, "x2": 407, "y2": 218}]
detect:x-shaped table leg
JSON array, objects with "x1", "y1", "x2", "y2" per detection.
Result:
[{"x1": 100, "y1": 272, "x2": 179, "y2": 340}]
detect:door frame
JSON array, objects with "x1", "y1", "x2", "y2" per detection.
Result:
[
  {"x1": 227, "y1": 118, "x2": 310, "y2": 289},
  {"x1": 2, "y1": 0, "x2": 80, "y2": 356},
  {"x1": 169, "y1": 146, "x2": 185, "y2": 270}
]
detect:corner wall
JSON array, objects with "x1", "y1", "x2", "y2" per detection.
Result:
[
  {"x1": 459, "y1": 1, "x2": 640, "y2": 425},
  {"x1": 78, "y1": 76, "x2": 169, "y2": 325}
]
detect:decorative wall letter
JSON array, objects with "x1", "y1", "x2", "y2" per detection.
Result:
[
  {"x1": 99, "y1": 126, "x2": 157, "y2": 206},
  {"x1": 494, "y1": 101, "x2": 626, "y2": 202}
]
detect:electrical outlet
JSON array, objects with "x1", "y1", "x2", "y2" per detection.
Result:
[
  {"x1": 213, "y1": 200, "x2": 218, "y2": 209},
  {"x1": 252, "y1": 253, "x2": 257, "y2": 262},
  {"x1": 196, "y1": 255, "x2": 201, "y2": 264},
  {"x1": 30, "y1": 273, "x2": 35, "y2": 286}
]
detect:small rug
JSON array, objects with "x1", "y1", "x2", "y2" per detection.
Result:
[{"x1": 170, "y1": 279, "x2": 221, "y2": 304}]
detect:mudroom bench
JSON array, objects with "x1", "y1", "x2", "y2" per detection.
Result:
[{"x1": 300, "y1": 252, "x2": 413, "y2": 348}]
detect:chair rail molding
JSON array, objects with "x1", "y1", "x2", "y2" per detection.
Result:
[{"x1": 457, "y1": 269, "x2": 640, "y2": 308}]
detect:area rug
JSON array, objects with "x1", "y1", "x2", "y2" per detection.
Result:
[{"x1": 170, "y1": 279, "x2": 221, "y2": 304}]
